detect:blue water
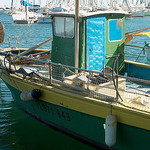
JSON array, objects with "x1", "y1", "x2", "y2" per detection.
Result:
[
  {"x1": 0, "y1": 13, "x2": 52, "y2": 50},
  {"x1": 0, "y1": 13, "x2": 150, "y2": 150},
  {"x1": 125, "y1": 16, "x2": 150, "y2": 63}
]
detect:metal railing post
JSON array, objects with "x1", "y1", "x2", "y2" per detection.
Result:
[
  {"x1": 8, "y1": 37, "x2": 10, "y2": 48},
  {"x1": 49, "y1": 62, "x2": 52, "y2": 85},
  {"x1": 116, "y1": 55, "x2": 119, "y2": 101}
]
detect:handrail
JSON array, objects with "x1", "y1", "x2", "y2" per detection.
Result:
[
  {"x1": 18, "y1": 38, "x2": 53, "y2": 57},
  {"x1": 8, "y1": 36, "x2": 53, "y2": 48},
  {"x1": 125, "y1": 44, "x2": 144, "y2": 49},
  {"x1": 8, "y1": 36, "x2": 52, "y2": 39},
  {"x1": 1, "y1": 51, "x2": 150, "y2": 85}
]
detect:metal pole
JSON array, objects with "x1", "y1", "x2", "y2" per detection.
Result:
[
  {"x1": 18, "y1": 38, "x2": 52, "y2": 57},
  {"x1": 39, "y1": 0, "x2": 41, "y2": 6},
  {"x1": 8, "y1": 37, "x2": 10, "y2": 48},
  {"x1": 11, "y1": 0, "x2": 13, "y2": 10},
  {"x1": 116, "y1": 56, "x2": 119, "y2": 101},
  {"x1": 33, "y1": 0, "x2": 35, "y2": 5},
  {"x1": 49, "y1": 63, "x2": 52, "y2": 85},
  {"x1": 75, "y1": 0, "x2": 79, "y2": 73},
  {"x1": 103, "y1": 60, "x2": 105, "y2": 77},
  {"x1": 25, "y1": 5, "x2": 28, "y2": 21}
]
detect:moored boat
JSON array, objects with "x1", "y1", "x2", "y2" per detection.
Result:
[
  {"x1": 12, "y1": 0, "x2": 43, "y2": 24},
  {"x1": 0, "y1": 5, "x2": 150, "y2": 150},
  {"x1": 37, "y1": 15, "x2": 52, "y2": 24}
]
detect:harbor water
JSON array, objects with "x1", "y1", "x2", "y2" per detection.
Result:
[{"x1": 0, "y1": 13, "x2": 150, "y2": 150}]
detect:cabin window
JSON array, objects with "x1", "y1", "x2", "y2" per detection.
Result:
[
  {"x1": 108, "y1": 19, "x2": 123, "y2": 42},
  {"x1": 54, "y1": 17, "x2": 74, "y2": 38}
]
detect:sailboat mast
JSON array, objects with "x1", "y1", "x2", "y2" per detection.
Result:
[
  {"x1": 20, "y1": 0, "x2": 23, "y2": 11},
  {"x1": 75, "y1": 0, "x2": 79, "y2": 72},
  {"x1": 25, "y1": 0, "x2": 29, "y2": 20},
  {"x1": 33, "y1": 0, "x2": 35, "y2": 5},
  {"x1": 39, "y1": 0, "x2": 41, "y2": 6},
  {"x1": 11, "y1": 0, "x2": 13, "y2": 10}
]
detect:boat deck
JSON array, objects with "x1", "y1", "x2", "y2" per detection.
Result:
[
  {"x1": 0, "y1": 51, "x2": 150, "y2": 115},
  {"x1": 6, "y1": 63, "x2": 150, "y2": 115}
]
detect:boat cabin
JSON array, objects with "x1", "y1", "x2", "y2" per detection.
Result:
[{"x1": 51, "y1": 11, "x2": 125, "y2": 74}]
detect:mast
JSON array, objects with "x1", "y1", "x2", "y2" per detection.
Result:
[
  {"x1": 33, "y1": 0, "x2": 35, "y2": 5},
  {"x1": 25, "y1": 0, "x2": 29, "y2": 21},
  {"x1": 39, "y1": 0, "x2": 41, "y2": 6},
  {"x1": 20, "y1": 0, "x2": 24, "y2": 11},
  {"x1": 75, "y1": 0, "x2": 79, "y2": 73},
  {"x1": 11, "y1": 0, "x2": 13, "y2": 10}
]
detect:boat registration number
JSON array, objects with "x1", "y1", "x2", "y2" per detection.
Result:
[{"x1": 35, "y1": 101, "x2": 71, "y2": 122}]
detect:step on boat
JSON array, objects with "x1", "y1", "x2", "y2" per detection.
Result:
[{"x1": 0, "y1": 4, "x2": 150, "y2": 150}]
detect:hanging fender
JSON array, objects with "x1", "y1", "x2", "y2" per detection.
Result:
[
  {"x1": 20, "y1": 89, "x2": 41, "y2": 101},
  {"x1": 104, "y1": 114, "x2": 117, "y2": 148}
]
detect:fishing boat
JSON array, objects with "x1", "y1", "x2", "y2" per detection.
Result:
[{"x1": 0, "y1": 2, "x2": 150, "y2": 149}]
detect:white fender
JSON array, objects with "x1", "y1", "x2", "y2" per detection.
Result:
[
  {"x1": 105, "y1": 114, "x2": 117, "y2": 147},
  {"x1": 20, "y1": 89, "x2": 41, "y2": 101}
]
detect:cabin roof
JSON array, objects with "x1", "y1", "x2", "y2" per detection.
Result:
[{"x1": 50, "y1": 10, "x2": 127, "y2": 18}]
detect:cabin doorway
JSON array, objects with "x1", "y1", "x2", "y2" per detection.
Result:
[{"x1": 86, "y1": 17, "x2": 106, "y2": 71}]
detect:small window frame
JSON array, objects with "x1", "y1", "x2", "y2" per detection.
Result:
[
  {"x1": 108, "y1": 19, "x2": 123, "y2": 42},
  {"x1": 54, "y1": 17, "x2": 74, "y2": 38}
]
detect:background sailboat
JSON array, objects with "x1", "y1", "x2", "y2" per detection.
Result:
[{"x1": 11, "y1": 0, "x2": 43, "y2": 24}]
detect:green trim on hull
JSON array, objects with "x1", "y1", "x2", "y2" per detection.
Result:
[{"x1": 4, "y1": 81, "x2": 150, "y2": 150}]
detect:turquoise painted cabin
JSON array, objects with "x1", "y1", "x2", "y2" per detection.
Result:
[{"x1": 51, "y1": 12, "x2": 125, "y2": 73}]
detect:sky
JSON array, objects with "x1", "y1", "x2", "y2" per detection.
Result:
[{"x1": 0, "y1": 0, "x2": 47, "y2": 8}]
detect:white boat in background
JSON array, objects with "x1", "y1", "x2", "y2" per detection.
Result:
[
  {"x1": 0, "y1": 7, "x2": 10, "y2": 14},
  {"x1": 0, "y1": 8, "x2": 5, "y2": 14},
  {"x1": 144, "y1": 9, "x2": 150, "y2": 16},
  {"x1": 38, "y1": 14, "x2": 52, "y2": 23},
  {"x1": 132, "y1": 10, "x2": 145, "y2": 17},
  {"x1": 37, "y1": 8, "x2": 52, "y2": 24},
  {"x1": 37, "y1": 5, "x2": 68, "y2": 24},
  {"x1": 12, "y1": 10, "x2": 42, "y2": 24},
  {"x1": 131, "y1": 3, "x2": 145, "y2": 17},
  {"x1": 12, "y1": 0, "x2": 43, "y2": 24}
]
